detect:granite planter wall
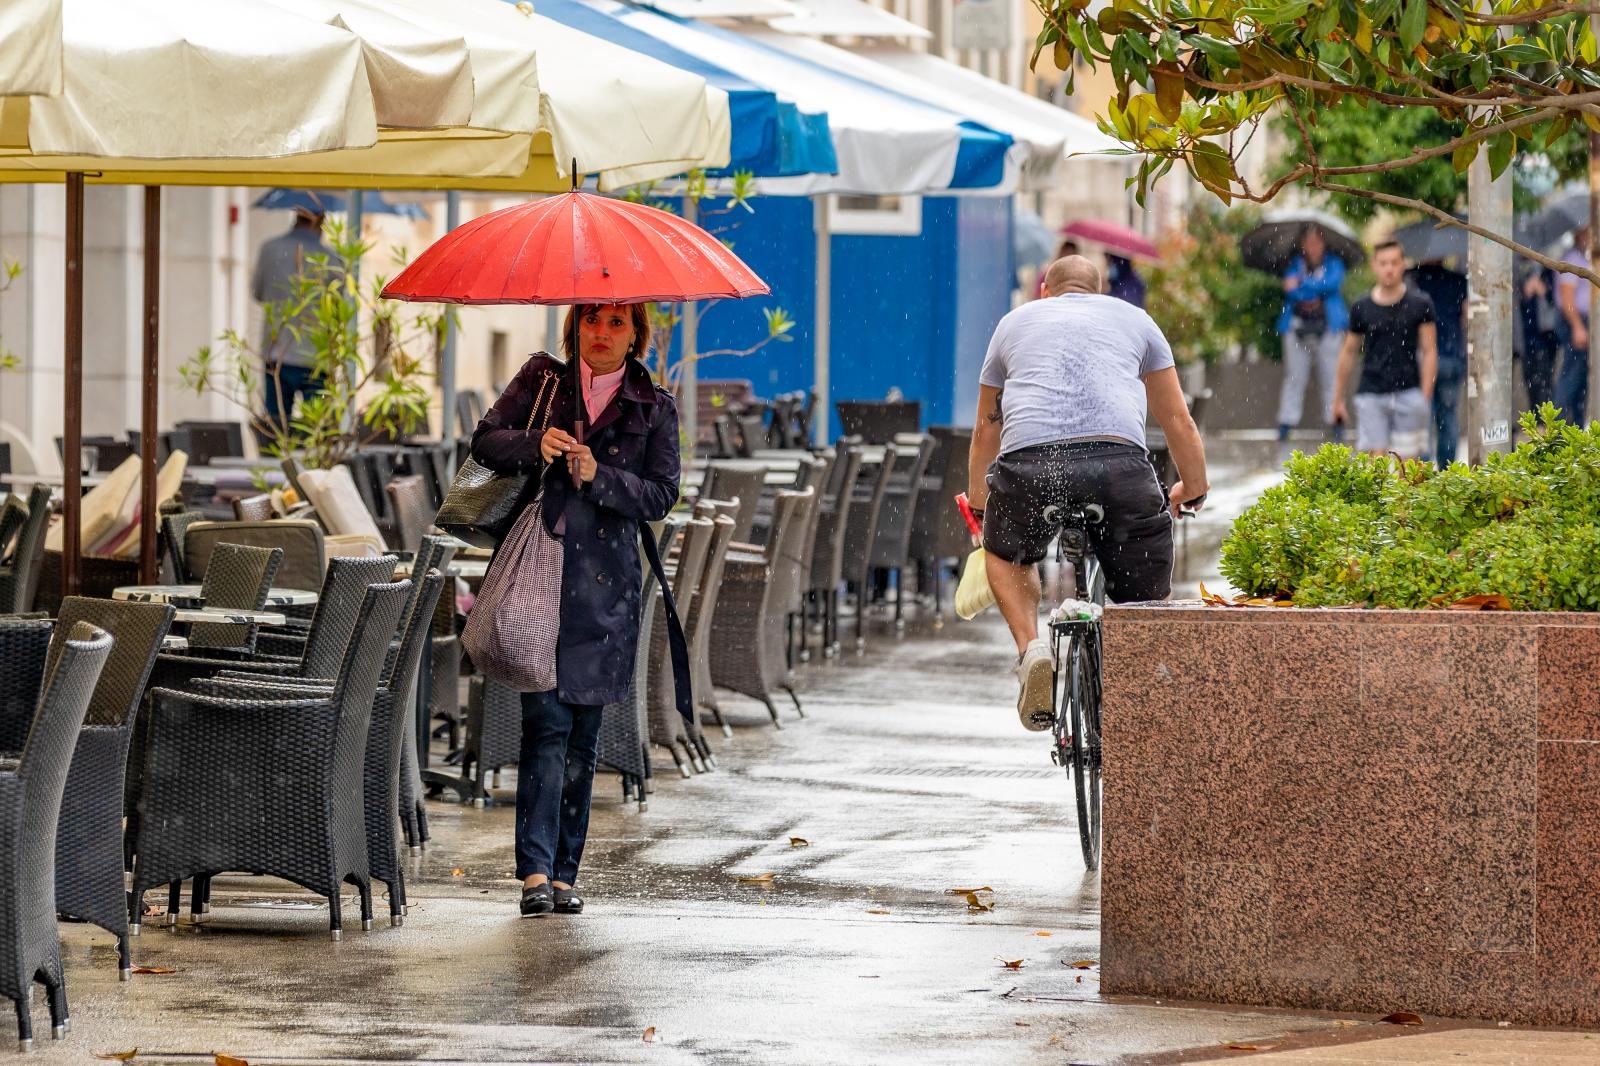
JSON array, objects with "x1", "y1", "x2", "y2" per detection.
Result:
[{"x1": 1100, "y1": 603, "x2": 1600, "y2": 1026}]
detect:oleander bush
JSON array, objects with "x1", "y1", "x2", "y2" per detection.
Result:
[{"x1": 1219, "y1": 406, "x2": 1600, "y2": 611}]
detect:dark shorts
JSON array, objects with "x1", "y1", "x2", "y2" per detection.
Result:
[{"x1": 981, "y1": 440, "x2": 1173, "y2": 603}]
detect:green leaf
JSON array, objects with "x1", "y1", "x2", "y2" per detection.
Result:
[
  {"x1": 1451, "y1": 139, "x2": 1479, "y2": 174},
  {"x1": 1188, "y1": 34, "x2": 1241, "y2": 67},
  {"x1": 1487, "y1": 132, "x2": 1515, "y2": 180},
  {"x1": 1494, "y1": 43, "x2": 1548, "y2": 66},
  {"x1": 1398, "y1": 0, "x2": 1426, "y2": 53}
]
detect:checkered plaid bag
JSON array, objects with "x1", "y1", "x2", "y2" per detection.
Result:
[{"x1": 461, "y1": 495, "x2": 562, "y2": 692}]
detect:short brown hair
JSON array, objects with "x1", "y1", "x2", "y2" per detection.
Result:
[
  {"x1": 561, "y1": 303, "x2": 652, "y2": 363},
  {"x1": 1374, "y1": 240, "x2": 1405, "y2": 258}
]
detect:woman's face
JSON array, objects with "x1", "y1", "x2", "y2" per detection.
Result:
[{"x1": 577, "y1": 305, "x2": 635, "y2": 374}]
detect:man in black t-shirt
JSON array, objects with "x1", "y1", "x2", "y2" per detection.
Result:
[{"x1": 1332, "y1": 241, "x2": 1438, "y2": 457}]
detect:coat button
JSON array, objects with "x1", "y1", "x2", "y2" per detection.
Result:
[
  {"x1": 608, "y1": 445, "x2": 620, "y2": 455},
  {"x1": 597, "y1": 527, "x2": 607, "y2": 539},
  {"x1": 596, "y1": 572, "x2": 608, "y2": 585}
]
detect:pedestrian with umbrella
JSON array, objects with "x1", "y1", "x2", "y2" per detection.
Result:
[
  {"x1": 251, "y1": 192, "x2": 344, "y2": 428},
  {"x1": 383, "y1": 190, "x2": 768, "y2": 918}
]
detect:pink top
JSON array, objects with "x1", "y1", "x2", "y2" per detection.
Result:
[{"x1": 579, "y1": 360, "x2": 626, "y2": 424}]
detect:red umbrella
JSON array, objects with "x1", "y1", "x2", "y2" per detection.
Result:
[
  {"x1": 1060, "y1": 219, "x2": 1160, "y2": 262},
  {"x1": 381, "y1": 191, "x2": 769, "y2": 306}
]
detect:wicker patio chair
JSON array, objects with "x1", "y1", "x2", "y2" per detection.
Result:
[
  {"x1": 159, "y1": 512, "x2": 208, "y2": 583},
  {"x1": 185, "y1": 543, "x2": 283, "y2": 653},
  {"x1": 398, "y1": 536, "x2": 454, "y2": 847},
  {"x1": 462, "y1": 676, "x2": 522, "y2": 809},
  {"x1": 12, "y1": 600, "x2": 173, "y2": 982},
  {"x1": 184, "y1": 519, "x2": 325, "y2": 596},
  {"x1": 689, "y1": 502, "x2": 738, "y2": 738},
  {"x1": 649, "y1": 516, "x2": 714, "y2": 775},
  {"x1": 0, "y1": 621, "x2": 112, "y2": 1050},
  {"x1": 709, "y1": 489, "x2": 814, "y2": 727},
  {"x1": 701, "y1": 465, "x2": 766, "y2": 542},
  {"x1": 231, "y1": 495, "x2": 274, "y2": 522},
  {"x1": 0, "y1": 497, "x2": 25, "y2": 564},
  {"x1": 0, "y1": 485, "x2": 51, "y2": 615},
  {"x1": 807, "y1": 442, "x2": 864, "y2": 658},
  {"x1": 787, "y1": 450, "x2": 834, "y2": 665},
  {"x1": 129, "y1": 580, "x2": 410, "y2": 941},
  {"x1": 598, "y1": 520, "x2": 679, "y2": 810},
  {"x1": 908, "y1": 426, "x2": 973, "y2": 619},
  {"x1": 385, "y1": 475, "x2": 434, "y2": 554},
  {"x1": 839, "y1": 443, "x2": 898, "y2": 649},
  {"x1": 835, "y1": 400, "x2": 921, "y2": 444},
  {"x1": 866, "y1": 434, "x2": 936, "y2": 627}
]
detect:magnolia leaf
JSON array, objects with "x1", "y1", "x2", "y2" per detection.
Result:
[
  {"x1": 1486, "y1": 133, "x2": 1515, "y2": 180},
  {"x1": 1034, "y1": 930, "x2": 1053, "y2": 937},
  {"x1": 215, "y1": 1056, "x2": 250, "y2": 1066},
  {"x1": 1381, "y1": 1011, "x2": 1424, "y2": 1026},
  {"x1": 129, "y1": 966, "x2": 178, "y2": 975},
  {"x1": 1188, "y1": 34, "x2": 1240, "y2": 67},
  {"x1": 866, "y1": 908, "x2": 891, "y2": 915},
  {"x1": 1447, "y1": 593, "x2": 1512, "y2": 611},
  {"x1": 450, "y1": 868, "x2": 466, "y2": 877},
  {"x1": 999, "y1": 958, "x2": 1024, "y2": 970},
  {"x1": 1067, "y1": 959, "x2": 1098, "y2": 969},
  {"x1": 1451, "y1": 140, "x2": 1479, "y2": 174},
  {"x1": 642, "y1": 1027, "x2": 659, "y2": 1043},
  {"x1": 965, "y1": 892, "x2": 994, "y2": 913},
  {"x1": 1398, "y1": 0, "x2": 1426, "y2": 53},
  {"x1": 944, "y1": 886, "x2": 994, "y2": 895},
  {"x1": 1224, "y1": 1043, "x2": 1278, "y2": 1052},
  {"x1": 1151, "y1": 63, "x2": 1185, "y2": 121},
  {"x1": 1192, "y1": 147, "x2": 1235, "y2": 202},
  {"x1": 788, "y1": 837, "x2": 810, "y2": 847},
  {"x1": 736, "y1": 872, "x2": 777, "y2": 884},
  {"x1": 94, "y1": 1051, "x2": 139, "y2": 1061}
]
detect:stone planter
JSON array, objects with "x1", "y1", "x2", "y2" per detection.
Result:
[{"x1": 1100, "y1": 603, "x2": 1600, "y2": 1026}]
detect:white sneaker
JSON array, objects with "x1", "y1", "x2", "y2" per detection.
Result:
[{"x1": 1015, "y1": 638, "x2": 1055, "y2": 731}]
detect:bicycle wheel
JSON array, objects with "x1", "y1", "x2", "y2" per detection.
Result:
[{"x1": 1067, "y1": 627, "x2": 1103, "y2": 872}]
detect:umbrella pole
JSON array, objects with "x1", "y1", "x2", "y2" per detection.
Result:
[
  {"x1": 139, "y1": 187, "x2": 161, "y2": 584},
  {"x1": 680, "y1": 195, "x2": 699, "y2": 452},
  {"x1": 812, "y1": 195, "x2": 830, "y2": 447},
  {"x1": 61, "y1": 172, "x2": 85, "y2": 599},
  {"x1": 440, "y1": 191, "x2": 459, "y2": 443}
]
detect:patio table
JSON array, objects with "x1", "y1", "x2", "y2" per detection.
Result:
[{"x1": 113, "y1": 584, "x2": 317, "y2": 608}]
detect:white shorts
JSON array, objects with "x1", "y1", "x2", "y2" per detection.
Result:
[{"x1": 1353, "y1": 388, "x2": 1429, "y2": 457}]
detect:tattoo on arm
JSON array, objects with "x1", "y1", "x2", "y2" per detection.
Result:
[{"x1": 986, "y1": 391, "x2": 1003, "y2": 424}]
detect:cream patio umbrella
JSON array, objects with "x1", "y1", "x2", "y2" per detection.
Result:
[{"x1": 0, "y1": 0, "x2": 63, "y2": 96}]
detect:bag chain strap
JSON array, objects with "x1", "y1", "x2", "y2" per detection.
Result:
[{"x1": 525, "y1": 369, "x2": 559, "y2": 434}]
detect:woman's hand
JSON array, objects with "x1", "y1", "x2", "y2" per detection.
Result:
[
  {"x1": 540, "y1": 427, "x2": 577, "y2": 464},
  {"x1": 567, "y1": 444, "x2": 597, "y2": 484}
]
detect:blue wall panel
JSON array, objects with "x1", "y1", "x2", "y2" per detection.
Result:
[{"x1": 683, "y1": 193, "x2": 1013, "y2": 442}]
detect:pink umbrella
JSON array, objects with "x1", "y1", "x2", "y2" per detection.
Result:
[{"x1": 1060, "y1": 219, "x2": 1160, "y2": 262}]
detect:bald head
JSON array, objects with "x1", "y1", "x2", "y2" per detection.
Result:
[{"x1": 1044, "y1": 255, "x2": 1102, "y2": 296}]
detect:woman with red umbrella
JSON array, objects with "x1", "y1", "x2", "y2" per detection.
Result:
[
  {"x1": 385, "y1": 190, "x2": 768, "y2": 917},
  {"x1": 470, "y1": 304, "x2": 678, "y2": 916}
]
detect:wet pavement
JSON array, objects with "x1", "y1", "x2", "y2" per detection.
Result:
[{"x1": 21, "y1": 461, "x2": 1594, "y2": 1063}]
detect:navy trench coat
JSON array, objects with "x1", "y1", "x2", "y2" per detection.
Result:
[{"x1": 470, "y1": 352, "x2": 690, "y2": 715}]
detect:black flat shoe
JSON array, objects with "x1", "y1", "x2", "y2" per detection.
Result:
[
  {"x1": 552, "y1": 887, "x2": 584, "y2": 914},
  {"x1": 520, "y1": 883, "x2": 554, "y2": 917}
]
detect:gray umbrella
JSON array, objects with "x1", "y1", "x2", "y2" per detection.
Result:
[
  {"x1": 1240, "y1": 207, "x2": 1366, "y2": 274},
  {"x1": 1393, "y1": 216, "x2": 1467, "y2": 264},
  {"x1": 1514, "y1": 187, "x2": 1588, "y2": 253},
  {"x1": 1014, "y1": 208, "x2": 1058, "y2": 269}
]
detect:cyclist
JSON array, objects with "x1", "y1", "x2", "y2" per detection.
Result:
[{"x1": 967, "y1": 255, "x2": 1209, "y2": 729}]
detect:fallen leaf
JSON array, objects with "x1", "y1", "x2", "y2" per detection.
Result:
[
  {"x1": 964, "y1": 892, "x2": 993, "y2": 913},
  {"x1": 1381, "y1": 1011, "x2": 1424, "y2": 1026},
  {"x1": 215, "y1": 1056, "x2": 249, "y2": 1066},
  {"x1": 1014, "y1": 1021, "x2": 1031, "y2": 1027},
  {"x1": 1048, "y1": 1034, "x2": 1062, "y2": 1046},
  {"x1": 945, "y1": 885, "x2": 994, "y2": 895},
  {"x1": 736, "y1": 872, "x2": 776, "y2": 884},
  {"x1": 1067, "y1": 959, "x2": 1097, "y2": 969},
  {"x1": 1223, "y1": 1043, "x2": 1277, "y2": 1052},
  {"x1": 788, "y1": 837, "x2": 809, "y2": 848},
  {"x1": 641, "y1": 1027, "x2": 658, "y2": 1043},
  {"x1": 94, "y1": 1051, "x2": 139, "y2": 1062},
  {"x1": 999, "y1": 958, "x2": 1024, "y2": 970},
  {"x1": 1034, "y1": 930, "x2": 1053, "y2": 937},
  {"x1": 865, "y1": 908, "x2": 891, "y2": 915},
  {"x1": 1075, "y1": 975, "x2": 1083, "y2": 984},
  {"x1": 130, "y1": 966, "x2": 178, "y2": 975},
  {"x1": 1334, "y1": 1020, "x2": 1359, "y2": 1028},
  {"x1": 1446, "y1": 594, "x2": 1511, "y2": 612},
  {"x1": 449, "y1": 868, "x2": 465, "y2": 877}
]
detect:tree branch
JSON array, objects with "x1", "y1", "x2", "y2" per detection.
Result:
[
  {"x1": 1314, "y1": 106, "x2": 1552, "y2": 177},
  {"x1": 1461, "y1": 2, "x2": 1600, "y2": 25},
  {"x1": 1314, "y1": 180, "x2": 1600, "y2": 285}
]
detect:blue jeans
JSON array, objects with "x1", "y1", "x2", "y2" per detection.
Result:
[
  {"x1": 1555, "y1": 340, "x2": 1590, "y2": 424},
  {"x1": 264, "y1": 363, "x2": 321, "y2": 427},
  {"x1": 515, "y1": 690, "x2": 603, "y2": 883},
  {"x1": 1432, "y1": 363, "x2": 1464, "y2": 466}
]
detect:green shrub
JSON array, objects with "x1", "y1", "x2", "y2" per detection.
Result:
[{"x1": 1218, "y1": 406, "x2": 1600, "y2": 610}]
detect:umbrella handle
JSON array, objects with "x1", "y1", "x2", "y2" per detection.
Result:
[{"x1": 571, "y1": 419, "x2": 586, "y2": 488}]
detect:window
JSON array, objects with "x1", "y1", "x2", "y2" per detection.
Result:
[{"x1": 828, "y1": 193, "x2": 923, "y2": 236}]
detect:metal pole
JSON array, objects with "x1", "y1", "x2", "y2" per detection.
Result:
[
  {"x1": 1466, "y1": 146, "x2": 1514, "y2": 463},
  {"x1": 440, "y1": 191, "x2": 460, "y2": 441},
  {"x1": 62, "y1": 172, "x2": 84, "y2": 598},
  {"x1": 139, "y1": 187, "x2": 160, "y2": 585},
  {"x1": 545, "y1": 305, "x2": 561, "y2": 363},
  {"x1": 812, "y1": 195, "x2": 831, "y2": 446},
  {"x1": 1589, "y1": 11, "x2": 1600, "y2": 424},
  {"x1": 680, "y1": 195, "x2": 699, "y2": 450}
]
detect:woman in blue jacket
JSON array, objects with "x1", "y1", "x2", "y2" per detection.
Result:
[
  {"x1": 470, "y1": 304, "x2": 689, "y2": 918},
  {"x1": 1275, "y1": 227, "x2": 1348, "y2": 447}
]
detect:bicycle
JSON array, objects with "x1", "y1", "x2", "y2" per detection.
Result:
[
  {"x1": 1045, "y1": 505, "x2": 1107, "y2": 872},
  {"x1": 1045, "y1": 494, "x2": 1204, "y2": 873}
]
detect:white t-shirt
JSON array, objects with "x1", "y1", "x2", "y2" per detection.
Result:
[{"x1": 978, "y1": 293, "x2": 1175, "y2": 454}]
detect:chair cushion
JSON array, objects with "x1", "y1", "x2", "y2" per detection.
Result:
[{"x1": 298, "y1": 466, "x2": 385, "y2": 546}]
